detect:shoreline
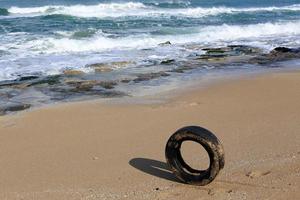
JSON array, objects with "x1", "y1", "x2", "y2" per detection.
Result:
[
  {"x1": 0, "y1": 69, "x2": 300, "y2": 199},
  {"x1": 1, "y1": 65, "x2": 298, "y2": 117},
  {"x1": 1, "y1": 46, "x2": 300, "y2": 116}
]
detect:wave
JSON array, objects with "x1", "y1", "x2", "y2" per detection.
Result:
[
  {"x1": 0, "y1": 8, "x2": 9, "y2": 16},
  {"x1": 19, "y1": 20, "x2": 300, "y2": 54},
  {"x1": 144, "y1": 1, "x2": 191, "y2": 8},
  {"x1": 6, "y1": 3, "x2": 300, "y2": 18}
]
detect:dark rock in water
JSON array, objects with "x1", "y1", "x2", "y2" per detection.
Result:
[
  {"x1": 63, "y1": 69, "x2": 85, "y2": 76},
  {"x1": 202, "y1": 47, "x2": 231, "y2": 54},
  {"x1": 201, "y1": 45, "x2": 261, "y2": 59},
  {"x1": 159, "y1": 41, "x2": 172, "y2": 46},
  {"x1": 75, "y1": 81, "x2": 96, "y2": 91},
  {"x1": 19, "y1": 76, "x2": 40, "y2": 81},
  {"x1": 271, "y1": 47, "x2": 300, "y2": 54},
  {"x1": 96, "y1": 90, "x2": 127, "y2": 98},
  {"x1": 0, "y1": 103, "x2": 31, "y2": 115},
  {"x1": 228, "y1": 45, "x2": 262, "y2": 55},
  {"x1": 0, "y1": 8, "x2": 9, "y2": 16},
  {"x1": 169, "y1": 65, "x2": 196, "y2": 73},
  {"x1": 87, "y1": 63, "x2": 114, "y2": 73},
  {"x1": 120, "y1": 79, "x2": 132, "y2": 83},
  {"x1": 88, "y1": 61, "x2": 134, "y2": 69},
  {"x1": 248, "y1": 55, "x2": 270, "y2": 64},
  {"x1": 65, "y1": 79, "x2": 117, "y2": 90},
  {"x1": 0, "y1": 76, "x2": 39, "y2": 89},
  {"x1": 161, "y1": 59, "x2": 175, "y2": 65},
  {"x1": 65, "y1": 80, "x2": 97, "y2": 91},
  {"x1": 29, "y1": 75, "x2": 61, "y2": 86},
  {"x1": 95, "y1": 67, "x2": 113, "y2": 73},
  {"x1": 250, "y1": 47, "x2": 300, "y2": 64},
  {"x1": 12, "y1": 83, "x2": 30, "y2": 89},
  {"x1": 272, "y1": 47, "x2": 292, "y2": 53},
  {"x1": 133, "y1": 71, "x2": 170, "y2": 83},
  {"x1": 98, "y1": 81, "x2": 117, "y2": 89},
  {"x1": 0, "y1": 80, "x2": 21, "y2": 88}
]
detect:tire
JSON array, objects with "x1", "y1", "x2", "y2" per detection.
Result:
[{"x1": 165, "y1": 126, "x2": 225, "y2": 186}]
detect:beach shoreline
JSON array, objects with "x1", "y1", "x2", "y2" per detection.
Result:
[{"x1": 0, "y1": 69, "x2": 300, "y2": 200}]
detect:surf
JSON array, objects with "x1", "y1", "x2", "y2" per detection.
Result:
[{"x1": 6, "y1": 3, "x2": 300, "y2": 18}]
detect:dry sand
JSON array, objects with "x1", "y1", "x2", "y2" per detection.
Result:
[{"x1": 0, "y1": 70, "x2": 300, "y2": 200}]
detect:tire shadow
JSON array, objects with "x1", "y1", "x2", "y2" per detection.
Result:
[{"x1": 129, "y1": 158, "x2": 181, "y2": 183}]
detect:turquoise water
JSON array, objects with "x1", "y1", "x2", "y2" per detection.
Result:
[{"x1": 0, "y1": 0, "x2": 300, "y2": 81}]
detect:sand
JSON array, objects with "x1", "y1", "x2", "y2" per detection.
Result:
[{"x1": 0, "y1": 70, "x2": 300, "y2": 200}]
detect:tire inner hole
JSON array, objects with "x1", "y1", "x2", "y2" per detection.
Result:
[{"x1": 180, "y1": 141, "x2": 210, "y2": 171}]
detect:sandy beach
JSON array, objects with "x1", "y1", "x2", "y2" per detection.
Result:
[{"x1": 0, "y1": 70, "x2": 300, "y2": 200}]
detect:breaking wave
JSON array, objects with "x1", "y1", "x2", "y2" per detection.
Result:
[
  {"x1": 6, "y1": 3, "x2": 300, "y2": 18},
  {"x1": 18, "y1": 20, "x2": 300, "y2": 53}
]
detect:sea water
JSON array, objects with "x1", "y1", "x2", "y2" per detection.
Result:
[{"x1": 0, "y1": 0, "x2": 300, "y2": 98}]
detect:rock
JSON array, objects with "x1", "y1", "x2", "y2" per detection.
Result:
[
  {"x1": 66, "y1": 79, "x2": 117, "y2": 90},
  {"x1": 250, "y1": 47, "x2": 300, "y2": 64},
  {"x1": 201, "y1": 45, "x2": 262, "y2": 60},
  {"x1": 94, "y1": 67, "x2": 113, "y2": 73},
  {"x1": 29, "y1": 75, "x2": 61, "y2": 86},
  {"x1": 169, "y1": 65, "x2": 195, "y2": 73},
  {"x1": 87, "y1": 63, "x2": 114, "y2": 73},
  {"x1": 160, "y1": 59, "x2": 175, "y2": 65},
  {"x1": 0, "y1": 8, "x2": 9, "y2": 16},
  {"x1": 63, "y1": 69, "x2": 85, "y2": 76},
  {"x1": 0, "y1": 103, "x2": 31, "y2": 115},
  {"x1": 66, "y1": 80, "x2": 98, "y2": 91},
  {"x1": 133, "y1": 72, "x2": 170, "y2": 83},
  {"x1": 159, "y1": 41, "x2": 171, "y2": 46},
  {"x1": 228, "y1": 45, "x2": 262, "y2": 55},
  {"x1": 19, "y1": 76, "x2": 40, "y2": 81},
  {"x1": 120, "y1": 79, "x2": 132, "y2": 83},
  {"x1": 270, "y1": 47, "x2": 300, "y2": 55},
  {"x1": 202, "y1": 47, "x2": 232, "y2": 54},
  {"x1": 272, "y1": 47, "x2": 293, "y2": 53},
  {"x1": 198, "y1": 54, "x2": 228, "y2": 62},
  {"x1": 98, "y1": 81, "x2": 117, "y2": 89},
  {"x1": 110, "y1": 61, "x2": 136, "y2": 68},
  {"x1": 184, "y1": 44, "x2": 204, "y2": 50},
  {"x1": 87, "y1": 61, "x2": 136, "y2": 72},
  {"x1": 76, "y1": 82, "x2": 95, "y2": 91},
  {"x1": 11, "y1": 83, "x2": 30, "y2": 89}
]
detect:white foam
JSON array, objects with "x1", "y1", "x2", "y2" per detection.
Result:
[
  {"x1": 19, "y1": 20, "x2": 300, "y2": 53},
  {"x1": 1, "y1": 20, "x2": 300, "y2": 81},
  {"x1": 6, "y1": 3, "x2": 300, "y2": 18}
]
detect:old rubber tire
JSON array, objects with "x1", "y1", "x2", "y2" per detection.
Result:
[{"x1": 165, "y1": 126, "x2": 225, "y2": 186}]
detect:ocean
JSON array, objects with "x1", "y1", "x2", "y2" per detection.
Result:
[{"x1": 1, "y1": 0, "x2": 300, "y2": 111}]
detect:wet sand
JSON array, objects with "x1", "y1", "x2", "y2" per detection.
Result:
[{"x1": 0, "y1": 70, "x2": 299, "y2": 200}]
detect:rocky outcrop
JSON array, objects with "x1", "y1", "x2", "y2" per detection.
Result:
[
  {"x1": 0, "y1": 103, "x2": 31, "y2": 115},
  {"x1": 161, "y1": 59, "x2": 175, "y2": 65},
  {"x1": 158, "y1": 41, "x2": 172, "y2": 46},
  {"x1": 63, "y1": 69, "x2": 85, "y2": 76},
  {"x1": 199, "y1": 45, "x2": 262, "y2": 61},
  {"x1": 133, "y1": 72, "x2": 170, "y2": 83},
  {"x1": 250, "y1": 47, "x2": 300, "y2": 64},
  {"x1": 87, "y1": 61, "x2": 136, "y2": 73}
]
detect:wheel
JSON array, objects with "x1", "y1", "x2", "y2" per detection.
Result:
[{"x1": 165, "y1": 126, "x2": 225, "y2": 186}]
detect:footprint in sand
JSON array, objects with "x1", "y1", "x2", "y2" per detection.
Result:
[
  {"x1": 189, "y1": 102, "x2": 201, "y2": 106},
  {"x1": 208, "y1": 188, "x2": 233, "y2": 196},
  {"x1": 246, "y1": 170, "x2": 271, "y2": 178}
]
